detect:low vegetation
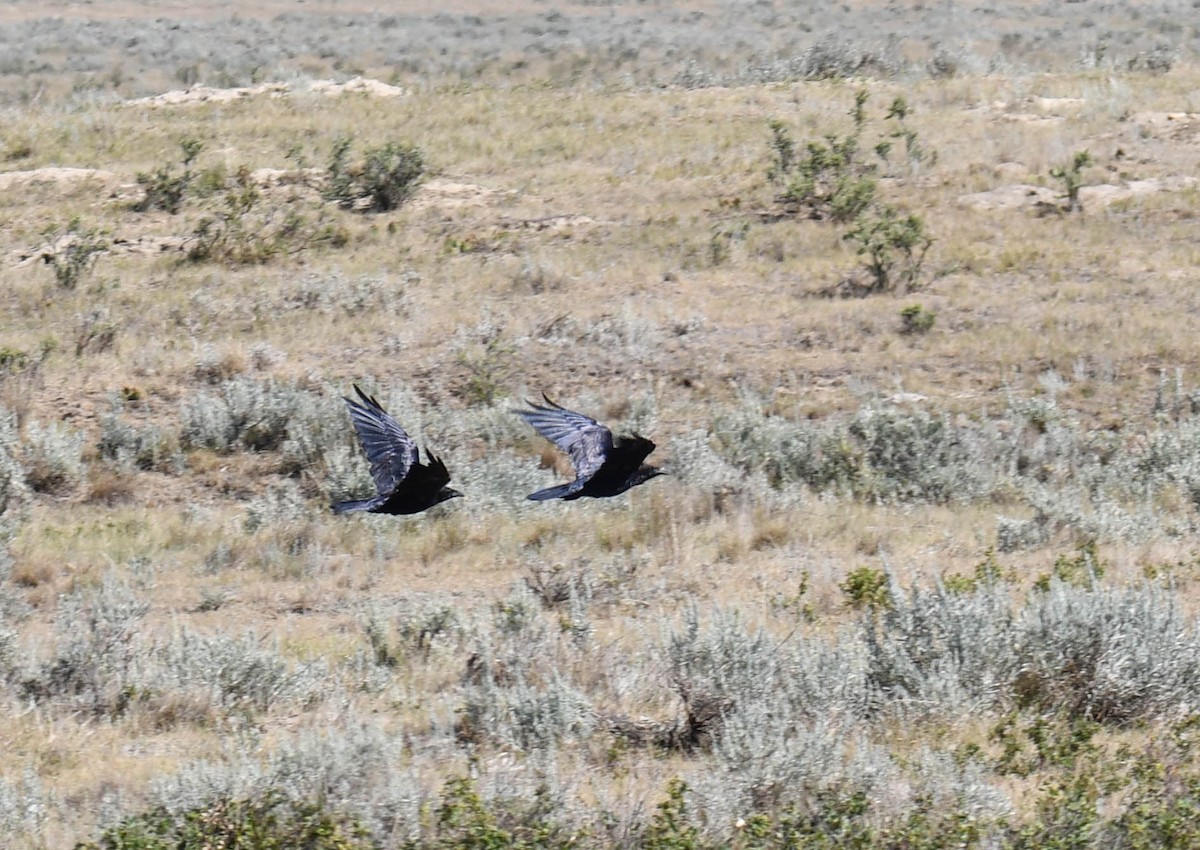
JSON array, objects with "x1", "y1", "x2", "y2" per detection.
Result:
[{"x1": 1, "y1": 3, "x2": 1200, "y2": 848}]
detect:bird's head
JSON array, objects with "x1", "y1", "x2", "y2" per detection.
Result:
[
  {"x1": 635, "y1": 464, "x2": 667, "y2": 486},
  {"x1": 436, "y1": 487, "x2": 465, "y2": 505}
]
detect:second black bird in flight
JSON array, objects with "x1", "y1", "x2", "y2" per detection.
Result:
[{"x1": 516, "y1": 394, "x2": 665, "y2": 500}]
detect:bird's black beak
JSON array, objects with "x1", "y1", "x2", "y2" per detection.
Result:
[{"x1": 447, "y1": 488, "x2": 465, "y2": 500}]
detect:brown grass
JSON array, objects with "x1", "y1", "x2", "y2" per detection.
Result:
[{"x1": 3, "y1": 15, "x2": 1200, "y2": 843}]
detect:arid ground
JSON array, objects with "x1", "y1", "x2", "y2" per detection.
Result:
[{"x1": 3, "y1": 2, "x2": 1200, "y2": 848}]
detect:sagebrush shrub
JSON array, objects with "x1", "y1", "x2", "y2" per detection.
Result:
[
  {"x1": 20, "y1": 419, "x2": 85, "y2": 494},
  {"x1": 1015, "y1": 580, "x2": 1200, "y2": 722},
  {"x1": 0, "y1": 406, "x2": 23, "y2": 515},
  {"x1": 21, "y1": 573, "x2": 148, "y2": 716},
  {"x1": 98, "y1": 403, "x2": 181, "y2": 472}
]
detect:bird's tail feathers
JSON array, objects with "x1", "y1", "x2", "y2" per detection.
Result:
[
  {"x1": 332, "y1": 498, "x2": 379, "y2": 514},
  {"x1": 526, "y1": 483, "x2": 578, "y2": 501}
]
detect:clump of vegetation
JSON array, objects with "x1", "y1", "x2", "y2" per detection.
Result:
[
  {"x1": 766, "y1": 93, "x2": 933, "y2": 294},
  {"x1": 133, "y1": 137, "x2": 203, "y2": 214},
  {"x1": 43, "y1": 218, "x2": 107, "y2": 289},
  {"x1": 1050, "y1": 149, "x2": 1093, "y2": 213},
  {"x1": 97, "y1": 400, "x2": 181, "y2": 473},
  {"x1": 845, "y1": 205, "x2": 932, "y2": 294},
  {"x1": 840, "y1": 565, "x2": 891, "y2": 609},
  {"x1": 0, "y1": 407, "x2": 24, "y2": 516},
  {"x1": 454, "y1": 324, "x2": 514, "y2": 406},
  {"x1": 19, "y1": 419, "x2": 85, "y2": 495},
  {"x1": 188, "y1": 166, "x2": 346, "y2": 264},
  {"x1": 643, "y1": 779, "x2": 701, "y2": 850},
  {"x1": 1033, "y1": 540, "x2": 1105, "y2": 591},
  {"x1": 766, "y1": 91, "x2": 876, "y2": 223},
  {"x1": 898, "y1": 303, "x2": 936, "y2": 335},
  {"x1": 324, "y1": 137, "x2": 425, "y2": 212},
  {"x1": 73, "y1": 309, "x2": 119, "y2": 356},
  {"x1": 76, "y1": 792, "x2": 373, "y2": 850}
]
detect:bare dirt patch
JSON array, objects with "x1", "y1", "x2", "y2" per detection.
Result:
[
  {"x1": 958, "y1": 176, "x2": 1199, "y2": 212},
  {"x1": 125, "y1": 77, "x2": 404, "y2": 109},
  {"x1": 0, "y1": 167, "x2": 116, "y2": 191}
]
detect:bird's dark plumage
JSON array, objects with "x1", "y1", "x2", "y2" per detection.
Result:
[
  {"x1": 516, "y1": 394, "x2": 664, "y2": 501},
  {"x1": 332, "y1": 385, "x2": 462, "y2": 515}
]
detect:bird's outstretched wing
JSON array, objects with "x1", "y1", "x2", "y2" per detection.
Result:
[
  {"x1": 516, "y1": 395, "x2": 613, "y2": 483},
  {"x1": 405, "y1": 448, "x2": 453, "y2": 492},
  {"x1": 344, "y1": 384, "x2": 418, "y2": 496},
  {"x1": 617, "y1": 433, "x2": 658, "y2": 467}
]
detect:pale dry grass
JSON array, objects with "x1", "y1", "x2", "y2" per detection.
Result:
[{"x1": 2, "y1": 13, "x2": 1200, "y2": 843}]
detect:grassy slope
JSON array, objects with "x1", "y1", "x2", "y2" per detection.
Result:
[{"x1": 3, "y1": 3, "x2": 1200, "y2": 847}]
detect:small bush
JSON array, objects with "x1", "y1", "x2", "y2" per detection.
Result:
[
  {"x1": 844, "y1": 203, "x2": 932, "y2": 294},
  {"x1": 1049, "y1": 150, "x2": 1093, "y2": 214},
  {"x1": 766, "y1": 94, "x2": 935, "y2": 295},
  {"x1": 188, "y1": 166, "x2": 345, "y2": 265},
  {"x1": 98, "y1": 403, "x2": 181, "y2": 472},
  {"x1": 324, "y1": 138, "x2": 424, "y2": 212},
  {"x1": 76, "y1": 792, "x2": 374, "y2": 850},
  {"x1": 134, "y1": 137, "x2": 203, "y2": 214},
  {"x1": 766, "y1": 91, "x2": 878, "y2": 224},
  {"x1": 180, "y1": 376, "x2": 345, "y2": 458},
  {"x1": 73, "y1": 308, "x2": 119, "y2": 356},
  {"x1": 22, "y1": 574, "x2": 148, "y2": 717},
  {"x1": 20, "y1": 419, "x2": 85, "y2": 494},
  {"x1": 841, "y1": 566, "x2": 891, "y2": 610},
  {"x1": 43, "y1": 218, "x2": 106, "y2": 289},
  {"x1": 644, "y1": 779, "x2": 701, "y2": 850},
  {"x1": 0, "y1": 407, "x2": 23, "y2": 515},
  {"x1": 899, "y1": 303, "x2": 936, "y2": 335},
  {"x1": 454, "y1": 325, "x2": 514, "y2": 406}
]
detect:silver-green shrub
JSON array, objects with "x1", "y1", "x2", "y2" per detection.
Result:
[
  {"x1": 20, "y1": 419, "x2": 85, "y2": 494},
  {"x1": 152, "y1": 628, "x2": 330, "y2": 715},
  {"x1": 21, "y1": 573, "x2": 148, "y2": 715},
  {"x1": 98, "y1": 403, "x2": 182, "y2": 472},
  {"x1": 1015, "y1": 580, "x2": 1200, "y2": 722},
  {"x1": 0, "y1": 406, "x2": 23, "y2": 516},
  {"x1": 0, "y1": 770, "x2": 47, "y2": 848},
  {"x1": 863, "y1": 577, "x2": 1016, "y2": 716}
]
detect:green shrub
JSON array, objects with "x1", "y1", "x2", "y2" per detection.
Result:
[
  {"x1": 75, "y1": 792, "x2": 374, "y2": 850},
  {"x1": 188, "y1": 166, "x2": 346, "y2": 265},
  {"x1": 455, "y1": 327, "x2": 514, "y2": 406},
  {"x1": 844, "y1": 204, "x2": 932, "y2": 294},
  {"x1": 766, "y1": 93, "x2": 934, "y2": 294},
  {"x1": 44, "y1": 218, "x2": 107, "y2": 289},
  {"x1": 766, "y1": 90, "x2": 877, "y2": 224},
  {"x1": 899, "y1": 303, "x2": 936, "y2": 335},
  {"x1": 133, "y1": 137, "x2": 203, "y2": 214},
  {"x1": 1049, "y1": 150, "x2": 1093, "y2": 214},
  {"x1": 325, "y1": 138, "x2": 425, "y2": 212},
  {"x1": 840, "y1": 566, "x2": 891, "y2": 609},
  {"x1": 1033, "y1": 541, "x2": 1105, "y2": 592},
  {"x1": 424, "y1": 776, "x2": 584, "y2": 850},
  {"x1": 644, "y1": 779, "x2": 700, "y2": 850}
]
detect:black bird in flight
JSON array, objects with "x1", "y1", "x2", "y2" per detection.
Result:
[
  {"x1": 332, "y1": 385, "x2": 463, "y2": 515},
  {"x1": 516, "y1": 395, "x2": 665, "y2": 501}
]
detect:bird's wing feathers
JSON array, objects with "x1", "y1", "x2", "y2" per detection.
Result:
[
  {"x1": 617, "y1": 433, "x2": 658, "y2": 467},
  {"x1": 413, "y1": 448, "x2": 453, "y2": 491},
  {"x1": 344, "y1": 385, "x2": 418, "y2": 496},
  {"x1": 517, "y1": 395, "x2": 613, "y2": 482}
]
